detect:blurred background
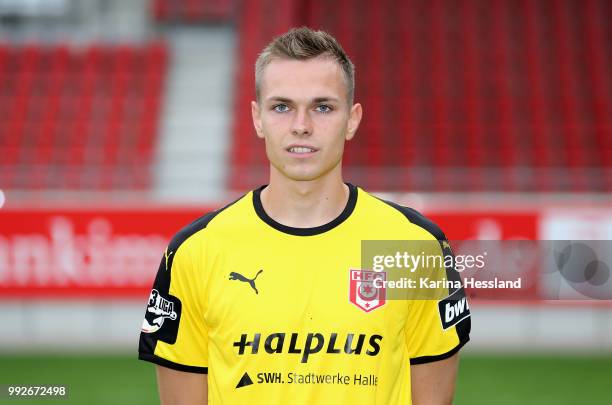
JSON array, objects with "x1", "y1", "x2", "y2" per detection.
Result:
[{"x1": 0, "y1": 0, "x2": 610, "y2": 404}]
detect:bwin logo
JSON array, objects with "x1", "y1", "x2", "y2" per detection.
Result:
[
  {"x1": 229, "y1": 270, "x2": 263, "y2": 294},
  {"x1": 438, "y1": 289, "x2": 471, "y2": 330},
  {"x1": 141, "y1": 289, "x2": 178, "y2": 333},
  {"x1": 445, "y1": 298, "x2": 469, "y2": 324}
]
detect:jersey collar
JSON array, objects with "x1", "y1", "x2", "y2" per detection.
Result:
[{"x1": 252, "y1": 183, "x2": 358, "y2": 236}]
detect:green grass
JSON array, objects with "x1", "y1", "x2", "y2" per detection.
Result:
[
  {"x1": 0, "y1": 353, "x2": 610, "y2": 404},
  {"x1": 0, "y1": 354, "x2": 158, "y2": 405},
  {"x1": 455, "y1": 354, "x2": 612, "y2": 405}
]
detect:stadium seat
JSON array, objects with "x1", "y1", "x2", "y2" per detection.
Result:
[
  {"x1": 152, "y1": 0, "x2": 235, "y2": 23},
  {"x1": 0, "y1": 42, "x2": 168, "y2": 190},
  {"x1": 229, "y1": 0, "x2": 612, "y2": 192}
]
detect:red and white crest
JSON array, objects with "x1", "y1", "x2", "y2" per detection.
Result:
[{"x1": 349, "y1": 270, "x2": 386, "y2": 312}]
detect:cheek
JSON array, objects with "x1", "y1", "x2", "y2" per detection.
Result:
[
  {"x1": 262, "y1": 116, "x2": 288, "y2": 139},
  {"x1": 326, "y1": 120, "x2": 348, "y2": 145},
  {"x1": 316, "y1": 115, "x2": 345, "y2": 134},
  {"x1": 265, "y1": 109, "x2": 291, "y2": 125}
]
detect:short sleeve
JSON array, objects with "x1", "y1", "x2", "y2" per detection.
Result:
[
  {"x1": 405, "y1": 238, "x2": 470, "y2": 365},
  {"x1": 138, "y1": 238, "x2": 209, "y2": 373}
]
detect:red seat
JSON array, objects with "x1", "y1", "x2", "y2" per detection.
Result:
[
  {"x1": 152, "y1": 0, "x2": 235, "y2": 23},
  {"x1": 1, "y1": 42, "x2": 167, "y2": 190},
  {"x1": 228, "y1": 0, "x2": 612, "y2": 191}
]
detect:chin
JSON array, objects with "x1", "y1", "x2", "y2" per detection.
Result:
[
  {"x1": 272, "y1": 159, "x2": 340, "y2": 182},
  {"x1": 276, "y1": 166, "x2": 325, "y2": 182},
  {"x1": 284, "y1": 171, "x2": 322, "y2": 182}
]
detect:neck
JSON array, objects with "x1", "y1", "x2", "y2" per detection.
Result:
[{"x1": 260, "y1": 168, "x2": 349, "y2": 228}]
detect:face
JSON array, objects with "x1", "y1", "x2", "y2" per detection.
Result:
[{"x1": 252, "y1": 56, "x2": 362, "y2": 182}]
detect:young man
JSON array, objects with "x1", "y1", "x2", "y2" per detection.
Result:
[{"x1": 139, "y1": 27, "x2": 470, "y2": 404}]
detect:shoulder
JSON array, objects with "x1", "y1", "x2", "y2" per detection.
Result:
[
  {"x1": 167, "y1": 192, "x2": 249, "y2": 254},
  {"x1": 357, "y1": 187, "x2": 448, "y2": 241}
]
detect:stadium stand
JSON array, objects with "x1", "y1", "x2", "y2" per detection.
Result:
[
  {"x1": 0, "y1": 41, "x2": 168, "y2": 190},
  {"x1": 152, "y1": 0, "x2": 235, "y2": 23},
  {"x1": 229, "y1": 0, "x2": 612, "y2": 192},
  {"x1": 1, "y1": 0, "x2": 610, "y2": 193}
]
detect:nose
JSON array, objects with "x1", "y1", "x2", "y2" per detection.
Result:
[{"x1": 291, "y1": 108, "x2": 312, "y2": 136}]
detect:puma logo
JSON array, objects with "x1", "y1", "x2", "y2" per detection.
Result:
[{"x1": 229, "y1": 270, "x2": 264, "y2": 294}]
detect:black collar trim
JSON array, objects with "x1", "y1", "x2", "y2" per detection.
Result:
[{"x1": 252, "y1": 183, "x2": 358, "y2": 236}]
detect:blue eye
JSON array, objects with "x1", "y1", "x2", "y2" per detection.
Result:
[
  {"x1": 273, "y1": 104, "x2": 289, "y2": 113},
  {"x1": 316, "y1": 104, "x2": 333, "y2": 113}
]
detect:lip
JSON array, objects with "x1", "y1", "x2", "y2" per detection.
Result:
[{"x1": 286, "y1": 144, "x2": 319, "y2": 157}]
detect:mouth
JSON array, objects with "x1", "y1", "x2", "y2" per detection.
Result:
[{"x1": 286, "y1": 145, "x2": 318, "y2": 156}]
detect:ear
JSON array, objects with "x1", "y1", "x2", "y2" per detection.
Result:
[
  {"x1": 251, "y1": 101, "x2": 264, "y2": 139},
  {"x1": 345, "y1": 102, "x2": 362, "y2": 141}
]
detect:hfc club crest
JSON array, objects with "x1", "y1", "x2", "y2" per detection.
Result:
[{"x1": 349, "y1": 270, "x2": 386, "y2": 312}]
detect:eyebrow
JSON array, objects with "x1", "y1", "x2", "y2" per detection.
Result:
[{"x1": 265, "y1": 96, "x2": 340, "y2": 103}]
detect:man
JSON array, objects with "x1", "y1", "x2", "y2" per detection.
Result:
[{"x1": 139, "y1": 27, "x2": 470, "y2": 404}]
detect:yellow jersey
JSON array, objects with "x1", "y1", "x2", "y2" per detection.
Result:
[{"x1": 138, "y1": 183, "x2": 470, "y2": 404}]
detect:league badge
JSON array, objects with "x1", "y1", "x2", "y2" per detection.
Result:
[{"x1": 141, "y1": 289, "x2": 179, "y2": 333}]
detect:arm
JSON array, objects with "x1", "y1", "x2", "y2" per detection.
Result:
[
  {"x1": 156, "y1": 365, "x2": 208, "y2": 405},
  {"x1": 411, "y1": 353, "x2": 459, "y2": 405}
]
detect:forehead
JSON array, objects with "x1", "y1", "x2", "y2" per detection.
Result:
[{"x1": 260, "y1": 56, "x2": 347, "y2": 101}]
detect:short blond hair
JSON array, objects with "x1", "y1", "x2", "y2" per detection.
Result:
[{"x1": 255, "y1": 26, "x2": 355, "y2": 104}]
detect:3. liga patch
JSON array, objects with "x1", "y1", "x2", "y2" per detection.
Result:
[
  {"x1": 141, "y1": 289, "x2": 181, "y2": 334},
  {"x1": 349, "y1": 270, "x2": 386, "y2": 312}
]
